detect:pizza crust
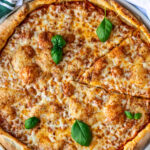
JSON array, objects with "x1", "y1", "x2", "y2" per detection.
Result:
[
  {"x1": 109, "y1": 0, "x2": 141, "y2": 28},
  {"x1": 140, "y1": 25, "x2": 150, "y2": 43},
  {"x1": 124, "y1": 124, "x2": 150, "y2": 150},
  {"x1": 109, "y1": 0, "x2": 150, "y2": 43},
  {"x1": 0, "y1": 0, "x2": 82, "y2": 52},
  {"x1": 0, "y1": 127, "x2": 30, "y2": 150},
  {"x1": 89, "y1": 0, "x2": 150, "y2": 43},
  {"x1": 0, "y1": 4, "x2": 28, "y2": 52},
  {"x1": 0, "y1": 0, "x2": 149, "y2": 149}
]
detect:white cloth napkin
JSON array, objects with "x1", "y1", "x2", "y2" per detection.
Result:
[{"x1": 125, "y1": 0, "x2": 150, "y2": 20}]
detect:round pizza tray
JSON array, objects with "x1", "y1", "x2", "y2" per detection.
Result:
[
  {"x1": 115, "y1": 1, "x2": 150, "y2": 150},
  {"x1": 116, "y1": 0, "x2": 150, "y2": 31}
]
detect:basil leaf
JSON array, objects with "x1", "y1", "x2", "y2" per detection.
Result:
[
  {"x1": 25, "y1": 117, "x2": 40, "y2": 129},
  {"x1": 134, "y1": 113, "x2": 142, "y2": 120},
  {"x1": 51, "y1": 35, "x2": 66, "y2": 48},
  {"x1": 71, "y1": 120, "x2": 92, "y2": 146},
  {"x1": 51, "y1": 47, "x2": 63, "y2": 64},
  {"x1": 96, "y1": 17, "x2": 113, "y2": 42},
  {"x1": 125, "y1": 111, "x2": 134, "y2": 119}
]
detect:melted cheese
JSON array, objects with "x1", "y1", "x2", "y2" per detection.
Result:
[
  {"x1": 81, "y1": 34, "x2": 150, "y2": 98},
  {"x1": 0, "y1": 1, "x2": 149, "y2": 150}
]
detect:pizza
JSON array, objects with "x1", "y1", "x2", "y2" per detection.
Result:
[
  {"x1": 80, "y1": 30, "x2": 150, "y2": 98},
  {"x1": 0, "y1": 0, "x2": 150, "y2": 149}
]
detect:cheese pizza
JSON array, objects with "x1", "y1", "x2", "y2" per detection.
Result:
[
  {"x1": 0, "y1": 0, "x2": 150, "y2": 149},
  {"x1": 1, "y1": 80, "x2": 150, "y2": 149},
  {"x1": 80, "y1": 30, "x2": 150, "y2": 98}
]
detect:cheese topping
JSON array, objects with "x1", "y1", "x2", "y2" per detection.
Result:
[
  {"x1": 0, "y1": 1, "x2": 149, "y2": 150},
  {"x1": 81, "y1": 31, "x2": 150, "y2": 98}
]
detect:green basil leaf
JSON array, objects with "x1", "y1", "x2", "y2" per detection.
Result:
[
  {"x1": 134, "y1": 113, "x2": 142, "y2": 120},
  {"x1": 71, "y1": 120, "x2": 92, "y2": 146},
  {"x1": 125, "y1": 111, "x2": 134, "y2": 119},
  {"x1": 25, "y1": 117, "x2": 40, "y2": 129},
  {"x1": 51, "y1": 35, "x2": 66, "y2": 48},
  {"x1": 96, "y1": 17, "x2": 113, "y2": 42},
  {"x1": 51, "y1": 47, "x2": 63, "y2": 64}
]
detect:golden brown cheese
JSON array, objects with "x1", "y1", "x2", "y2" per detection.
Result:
[
  {"x1": 38, "y1": 31, "x2": 53, "y2": 49},
  {"x1": 80, "y1": 36, "x2": 150, "y2": 98},
  {"x1": 1, "y1": 80, "x2": 149, "y2": 150},
  {"x1": 104, "y1": 94, "x2": 125, "y2": 124},
  {"x1": 35, "y1": 49, "x2": 53, "y2": 73},
  {"x1": 4, "y1": 1, "x2": 134, "y2": 84},
  {"x1": 0, "y1": 1, "x2": 149, "y2": 150},
  {"x1": 19, "y1": 64, "x2": 41, "y2": 84}
]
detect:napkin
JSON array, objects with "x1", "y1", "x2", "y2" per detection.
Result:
[
  {"x1": 0, "y1": 0, "x2": 31, "y2": 23},
  {"x1": 125, "y1": 0, "x2": 150, "y2": 20}
]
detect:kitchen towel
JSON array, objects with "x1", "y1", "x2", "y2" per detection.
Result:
[
  {"x1": 0, "y1": 0, "x2": 31, "y2": 23},
  {"x1": 0, "y1": 0, "x2": 22, "y2": 19}
]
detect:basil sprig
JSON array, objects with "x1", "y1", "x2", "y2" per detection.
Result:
[
  {"x1": 25, "y1": 117, "x2": 40, "y2": 129},
  {"x1": 71, "y1": 120, "x2": 92, "y2": 146},
  {"x1": 51, "y1": 35, "x2": 66, "y2": 64},
  {"x1": 96, "y1": 9, "x2": 113, "y2": 42},
  {"x1": 51, "y1": 35, "x2": 66, "y2": 48},
  {"x1": 134, "y1": 113, "x2": 142, "y2": 120},
  {"x1": 125, "y1": 111, "x2": 134, "y2": 119},
  {"x1": 125, "y1": 111, "x2": 142, "y2": 120},
  {"x1": 51, "y1": 47, "x2": 63, "y2": 64}
]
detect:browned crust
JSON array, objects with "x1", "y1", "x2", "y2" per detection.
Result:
[
  {"x1": 0, "y1": 4, "x2": 28, "y2": 52},
  {"x1": 89, "y1": 0, "x2": 141, "y2": 27},
  {"x1": 124, "y1": 124, "x2": 150, "y2": 150},
  {"x1": 109, "y1": 0, "x2": 150, "y2": 43},
  {"x1": 89, "y1": 0, "x2": 150, "y2": 43},
  {"x1": 140, "y1": 25, "x2": 150, "y2": 43},
  {"x1": 0, "y1": 0, "x2": 82, "y2": 51},
  {"x1": 0, "y1": 0, "x2": 149, "y2": 149},
  {"x1": 0, "y1": 127, "x2": 30, "y2": 150},
  {"x1": 110, "y1": 0, "x2": 141, "y2": 27}
]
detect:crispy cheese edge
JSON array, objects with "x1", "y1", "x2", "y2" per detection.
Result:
[
  {"x1": 124, "y1": 124, "x2": 150, "y2": 150},
  {"x1": 89, "y1": 0, "x2": 150, "y2": 44},
  {"x1": 0, "y1": 127, "x2": 30, "y2": 150}
]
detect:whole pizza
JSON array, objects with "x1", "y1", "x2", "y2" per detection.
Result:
[{"x1": 0, "y1": 0, "x2": 150, "y2": 149}]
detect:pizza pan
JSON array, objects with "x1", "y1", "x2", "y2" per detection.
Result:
[
  {"x1": 115, "y1": 0, "x2": 150, "y2": 31},
  {"x1": 115, "y1": 1, "x2": 150, "y2": 149}
]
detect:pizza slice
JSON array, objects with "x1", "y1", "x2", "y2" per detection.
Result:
[
  {"x1": 0, "y1": 80, "x2": 150, "y2": 149},
  {"x1": 80, "y1": 30, "x2": 150, "y2": 98}
]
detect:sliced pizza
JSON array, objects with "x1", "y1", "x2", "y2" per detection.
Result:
[
  {"x1": 0, "y1": 80, "x2": 150, "y2": 149},
  {"x1": 0, "y1": 0, "x2": 150, "y2": 149},
  {"x1": 1, "y1": 1, "x2": 135, "y2": 86},
  {"x1": 80, "y1": 29, "x2": 150, "y2": 98}
]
